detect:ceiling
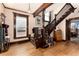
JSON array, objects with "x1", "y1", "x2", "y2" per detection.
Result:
[
  {"x1": 3, "y1": 3, "x2": 78, "y2": 14},
  {"x1": 3, "y1": 3, "x2": 43, "y2": 13}
]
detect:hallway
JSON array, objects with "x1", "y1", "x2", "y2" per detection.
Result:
[{"x1": 0, "y1": 41, "x2": 79, "y2": 56}]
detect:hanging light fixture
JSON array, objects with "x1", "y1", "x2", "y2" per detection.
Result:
[{"x1": 28, "y1": 3, "x2": 31, "y2": 13}]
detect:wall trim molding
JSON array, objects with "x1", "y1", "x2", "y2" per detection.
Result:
[
  {"x1": 10, "y1": 39, "x2": 30, "y2": 45},
  {"x1": 2, "y1": 3, "x2": 32, "y2": 14}
]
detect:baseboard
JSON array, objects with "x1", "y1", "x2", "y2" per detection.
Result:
[
  {"x1": 55, "y1": 40, "x2": 67, "y2": 42},
  {"x1": 10, "y1": 39, "x2": 30, "y2": 45},
  {"x1": 62, "y1": 40, "x2": 67, "y2": 42}
]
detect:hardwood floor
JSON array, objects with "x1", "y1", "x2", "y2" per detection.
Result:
[{"x1": 0, "y1": 41, "x2": 79, "y2": 56}]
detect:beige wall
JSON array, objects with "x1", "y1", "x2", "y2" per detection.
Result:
[
  {"x1": 0, "y1": 3, "x2": 4, "y2": 14},
  {"x1": 56, "y1": 19, "x2": 66, "y2": 40},
  {"x1": 0, "y1": 3, "x2": 4, "y2": 23},
  {"x1": 4, "y1": 8, "x2": 35, "y2": 42}
]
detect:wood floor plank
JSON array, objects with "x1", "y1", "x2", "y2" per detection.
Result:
[{"x1": 0, "y1": 41, "x2": 79, "y2": 56}]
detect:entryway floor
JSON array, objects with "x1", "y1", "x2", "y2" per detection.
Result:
[
  {"x1": 0, "y1": 41, "x2": 79, "y2": 56},
  {"x1": 71, "y1": 37, "x2": 79, "y2": 43}
]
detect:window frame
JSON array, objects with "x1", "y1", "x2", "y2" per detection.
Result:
[
  {"x1": 13, "y1": 12, "x2": 29, "y2": 39},
  {"x1": 44, "y1": 10, "x2": 51, "y2": 22},
  {"x1": 43, "y1": 10, "x2": 51, "y2": 27}
]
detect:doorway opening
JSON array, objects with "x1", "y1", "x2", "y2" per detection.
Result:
[{"x1": 66, "y1": 17, "x2": 79, "y2": 43}]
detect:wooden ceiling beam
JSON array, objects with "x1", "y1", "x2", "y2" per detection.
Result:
[{"x1": 33, "y1": 3, "x2": 53, "y2": 17}]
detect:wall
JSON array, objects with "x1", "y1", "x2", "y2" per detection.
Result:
[
  {"x1": 0, "y1": 3, "x2": 4, "y2": 23},
  {"x1": 4, "y1": 8, "x2": 35, "y2": 42},
  {"x1": 56, "y1": 19, "x2": 66, "y2": 40},
  {"x1": 0, "y1": 3, "x2": 4, "y2": 14}
]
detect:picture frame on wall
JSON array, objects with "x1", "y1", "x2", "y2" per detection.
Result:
[
  {"x1": 35, "y1": 15, "x2": 41, "y2": 26},
  {"x1": 37, "y1": 17, "x2": 41, "y2": 25}
]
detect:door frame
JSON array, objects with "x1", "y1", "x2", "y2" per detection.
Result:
[
  {"x1": 66, "y1": 17, "x2": 79, "y2": 41},
  {"x1": 66, "y1": 20, "x2": 71, "y2": 41}
]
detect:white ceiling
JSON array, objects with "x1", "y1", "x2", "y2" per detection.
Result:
[
  {"x1": 4, "y1": 3, "x2": 78, "y2": 14},
  {"x1": 4, "y1": 3, "x2": 43, "y2": 13}
]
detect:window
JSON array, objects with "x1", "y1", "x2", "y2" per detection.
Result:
[
  {"x1": 14, "y1": 13, "x2": 28, "y2": 39},
  {"x1": 44, "y1": 10, "x2": 51, "y2": 27},
  {"x1": 44, "y1": 11, "x2": 50, "y2": 22}
]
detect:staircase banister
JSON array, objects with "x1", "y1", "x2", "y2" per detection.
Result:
[{"x1": 44, "y1": 3, "x2": 76, "y2": 35}]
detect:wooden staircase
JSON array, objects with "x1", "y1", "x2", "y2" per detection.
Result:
[
  {"x1": 30, "y1": 3, "x2": 76, "y2": 48},
  {"x1": 45, "y1": 3, "x2": 75, "y2": 35}
]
